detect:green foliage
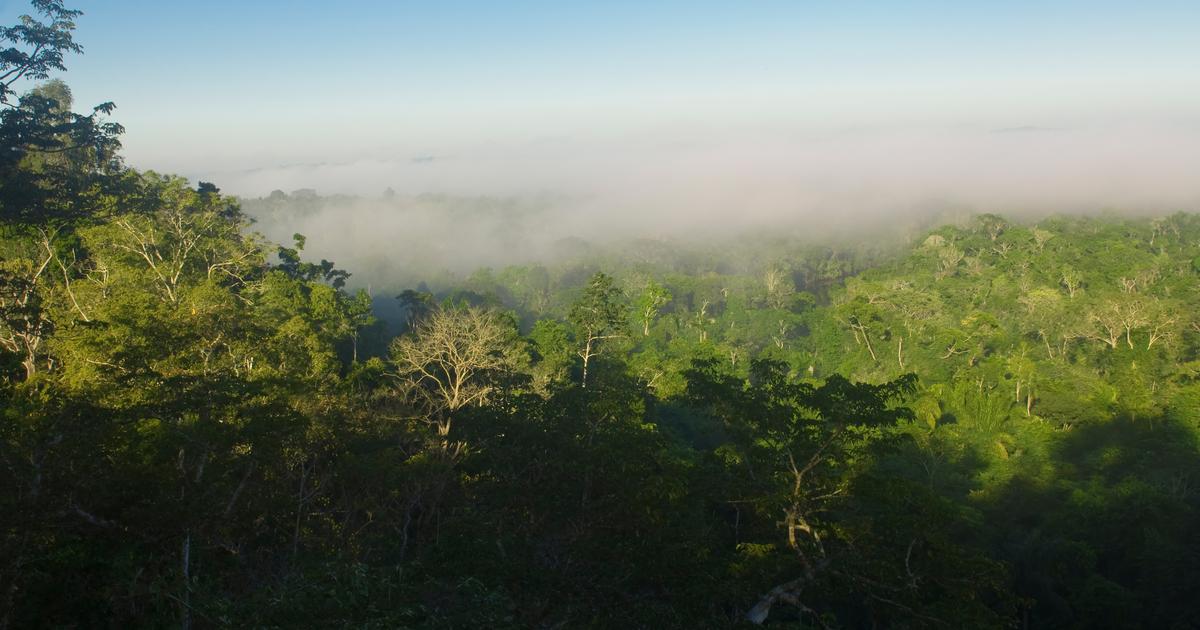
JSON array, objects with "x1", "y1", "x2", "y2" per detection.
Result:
[
  {"x1": 568, "y1": 271, "x2": 626, "y2": 340},
  {"x1": 0, "y1": 1, "x2": 83, "y2": 105},
  {"x1": 3, "y1": 3, "x2": 1200, "y2": 627}
]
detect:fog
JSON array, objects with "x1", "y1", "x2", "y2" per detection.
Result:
[{"x1": 226, "y1": 122, "x2": 1200, "y2": 288}]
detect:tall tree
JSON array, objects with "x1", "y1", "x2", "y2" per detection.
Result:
[
  {"x1": 391, "y1": 305, "x2": 523, "y2": 437},
  {"x1": 568, "y1": 272, "x2": 625, "y2": 388},
  {"x1": 635, "y1": 278, "x2": 671, "y2": 336}
]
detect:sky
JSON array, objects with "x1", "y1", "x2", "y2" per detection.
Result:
[{"x1": 3, "y1": 0, "x2": 1199, "y2": 205}]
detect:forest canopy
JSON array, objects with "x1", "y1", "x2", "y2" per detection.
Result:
[{"x1": 2, "y1": 2, "x2": 1200, "y2": 628}]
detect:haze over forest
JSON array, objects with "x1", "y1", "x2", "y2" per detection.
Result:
[
  {"x1": 45, "y1": 1, "x2": 1200, "y2": 269},
  {"x1": 4, "y1": 1, "x2": 1200, "y2": 628},
  {"x1": 235, "y1": 119, "x2": 1200, "y2": 287}
]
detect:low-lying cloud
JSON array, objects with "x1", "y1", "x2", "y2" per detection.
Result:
[{"x1": 217, "y1": 122, "x2": 1200, "y2": 287}]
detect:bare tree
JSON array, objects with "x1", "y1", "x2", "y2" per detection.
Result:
[
  {"x1": 1084, "y1": 299, "x2": 1147, "y2": 350},
  {"x1": 1085, "y1": 307, "x2": 1123, "y2": 350},
  {"x1": 1145, "y1": 300, "x2": 1179, "y2": 350},
  {"x1": 390, "y1": 306, "x2": 522, "y2": 436}
]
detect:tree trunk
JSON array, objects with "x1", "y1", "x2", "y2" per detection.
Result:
[
  {"x1": 860, "y1": 327, "x2": 877, "y2": 362},
  {"x1": 181, "y1": 531, "x2": 192, "y2": 630},
  {"x1": 746, "y1": 559, "x2": 830, "y2": 625},
  {"x1": 581, "y1": 339, "x2": 593, "y2": 388}
]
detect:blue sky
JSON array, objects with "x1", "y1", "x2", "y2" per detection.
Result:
[{"x1": 2, "y1": 0, "x2": 1198, "y2": 196}]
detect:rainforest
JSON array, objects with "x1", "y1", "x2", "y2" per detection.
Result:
[{"x1": 3, "y1": 2, "x2": 1200, "y2": 628}]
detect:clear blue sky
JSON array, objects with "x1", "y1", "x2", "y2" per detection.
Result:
[{"x1": 2, "y1": 0, "x2": 1198, "y2": 180}]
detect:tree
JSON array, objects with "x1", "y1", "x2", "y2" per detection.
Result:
[
  {"x1": 390, "y1": 305, "x2": 523, "y2": 436},
  {"x1": 340, "y1": 289, "x2": 375, "y2": 362},
  {"x1": 1061, "y1": 265, "x2": 1083, "y2": 298},
  {"x1": 1144, "y1": 298, "x2": 1179, "y2": 350},
  {"x1": 0, "y1": 256, "x2": 50, "y2": 380},
  {"x1": 635, "y1": 279, "x2": 671, "y2": 336},
  {"x1": 568, "y1": 272, "x2": 625, "y2": 388},
  {"x1": 975, "y1": 213, "x2": 1008, "y2": 241},
  {"x1": 763, "y1": 264, "x2": 796, "y2": 309},
  {"x1": 1020, "y1": 286, "x2": 1067, "y2": 358},
  {"x1": 274, "y1": 233, "x2": 349, "y2": 288},
  {"x1": 1031, "y1": 227, "x2": 1054, "y2": 251},
  {"x1": 529, "y1": 318, "x2": 572, "y2": 388},
  {"x1": 835, "y1": 294, "x2": 884, "y2": 363},
  {"x1": 1084, "y1": 298, "x2": 1146, "y2": 351},
  {"x1": 681, "y1": 359, "x2": 936, "y2": 625},
  {"x1": 396, "y1": 288, "x2": 434, "y2": 329},
  {"x1": 1007, "y1": 349, "x2": 1037, "y2": 415},
  {"x1": 0, "y1": 0, "x2": 82, "y2": 105},
  {"x1": 0, "y1": 2, "x2": 123, "y2": 224}
]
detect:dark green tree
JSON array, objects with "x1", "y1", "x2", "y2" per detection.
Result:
[{"x1": 568, "y1": 271, "x2": 625, "y2": 388}]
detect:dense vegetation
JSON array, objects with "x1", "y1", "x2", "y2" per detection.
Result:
[{"x1": 3, "y1": 3, "x2": 1199, "y2": 628}]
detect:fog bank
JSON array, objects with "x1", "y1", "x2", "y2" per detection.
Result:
[{"x1": 228, "y1": 123, "x2": 1200, "y2": 286}]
